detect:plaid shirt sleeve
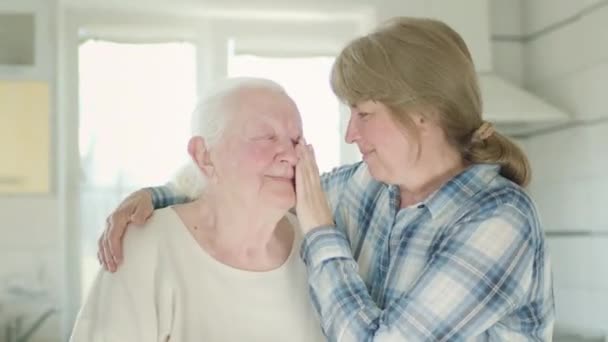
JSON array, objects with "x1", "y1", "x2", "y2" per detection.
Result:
[
  {"x1": 145, "y1": 185, "x2": 190, "y2": 209},
  {"x1": 300, "y1": 204, "x2": 538, "y2": 341}
]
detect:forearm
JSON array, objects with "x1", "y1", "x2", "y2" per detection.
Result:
[{"x1": 301, "y1": 227, "x2": 385, "y2": 342}]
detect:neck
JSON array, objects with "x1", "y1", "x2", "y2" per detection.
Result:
[
  {"x1": 398, "y1": 146, "x2": 468, "y2": 208},
  {"x1": 192, "y1": 191, "x2": 289, "y2": 259}
]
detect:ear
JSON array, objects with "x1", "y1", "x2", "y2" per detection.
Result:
[
  {"x1": 411, "y1": 106, "x2": 439, "y2": 136},
  {"x1": 410, "y1": 112, "x2": 427, "y2": 131},
  {"x1": 188, "y1": 136, "x2": 215, "y2": 179}
]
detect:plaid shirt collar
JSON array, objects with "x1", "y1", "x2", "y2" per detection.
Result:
[{"x1": 385, "y1": 163, "x2": 502, "y2": 219}]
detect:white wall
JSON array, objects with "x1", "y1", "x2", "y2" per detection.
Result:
[
  {"x1": 490, "y1": 0, "x2": 525, "y2": 86},
  {"x1": 525, "y1": 123, "x2": 608, "y2": 335},
  {"x1": 520, "y1": 0, "x2": 608, "y2": 337},
  {"x1": 525, "y1": 1, "x2": 608, "y2": 119},
  {"x1": 0, "y1": 1, "x2": 64, "y2": 341}
]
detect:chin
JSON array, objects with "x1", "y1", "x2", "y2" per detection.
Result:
[
  {"x1": 269, "y1": 189, "x2": 296, "y2": 208},
  {"x1": 366, "y1": 163, "x2": 392, "y2": 184},
  {"x1": 281, "y1": 191, "x2": 296, "y2": 205},
  {"x1": 263, "y1": 180, "x2": 296, "y2": 208},
  {"x1": 271, "y1": 197, "x2": 295, "y2": 211}
]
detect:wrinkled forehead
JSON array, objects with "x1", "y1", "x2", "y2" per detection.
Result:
[{"x1": 227, "y1": 88, "x2": 303, "y2": 131}]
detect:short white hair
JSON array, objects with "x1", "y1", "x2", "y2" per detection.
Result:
[{"x1": 170, "y1": 77, "x2": 288, "y2": 199}]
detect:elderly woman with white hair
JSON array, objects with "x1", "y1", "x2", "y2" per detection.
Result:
[{"x1": 70, "y1": 78, "x2": 325, "y2": 342}]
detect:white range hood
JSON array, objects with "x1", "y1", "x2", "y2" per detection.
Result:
[{"x1": 479, "y1": 73, "x2": 570, "y2": 125}]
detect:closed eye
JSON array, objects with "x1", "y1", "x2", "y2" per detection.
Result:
[{"x1": 253, "y1": 134, "x2": 277, "y2": 141}]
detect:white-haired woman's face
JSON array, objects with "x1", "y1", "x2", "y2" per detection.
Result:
[{"x1": 211, "y1": 89, "x2": 302, "y2": 210}]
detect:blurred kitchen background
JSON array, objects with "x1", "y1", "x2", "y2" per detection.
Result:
[{"x1": 0, "y1": 0, "x2": 606, "y2": 341}]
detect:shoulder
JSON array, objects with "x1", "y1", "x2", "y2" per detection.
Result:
[
  {"x1": 320, "y1": 161, "x2": 365, "y2": 185},
  {"x1": 125, "y1": 207, "x2": 175, "y2": 239},
  {"x1": 121, "y1": 207, "x2": 178, "y2": 261},
  {"x1": 459, "y1": 176, "x2": 543, "y2": 243},
  {"x1": 321, "y1": 161, "x2": 386, "y2": 194},
  {"x1": 480, "y1": 177, "x2": 538, "y2": 219}
]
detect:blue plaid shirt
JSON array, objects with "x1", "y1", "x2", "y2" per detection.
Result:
[{"x1": 150, "y1": 162, "x2": 554, "y2": 341}]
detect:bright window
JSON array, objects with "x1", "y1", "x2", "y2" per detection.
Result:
[{"x1": 78, "y1": 40, "x2": 197, "y2": 297}]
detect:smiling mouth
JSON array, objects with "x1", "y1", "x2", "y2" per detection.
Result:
[
  {"x1": 267, "y1": 175, "x2": 294, "y2": 183},
  {"x1": 267, "y1": 176, "x2": 296, "y2": 189},
  {"x1": 362, "y1": 150, "x2": 375, "y2": 159}
]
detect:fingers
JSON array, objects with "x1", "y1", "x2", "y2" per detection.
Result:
[
  {"x1": 96, "y1": 189, "x2": 154, "y2": 272},
  {"x1": 101, "y1": 231, "x2": 117, "y2": 272},
  {"x1": 98, "y1": 218, "x2": 111, "y2": 270},
  {"x1": 97, "y1": 235, "x2": 105, "y2": 266},
  {"x1": 295, "y1": 147, "x2": 305, "y2": 196},
  {"x1": 295, "y1": 142, "x2": 311, "y2": 188},
  {"x1": 98, "y1": 211, "x2": 128, "y2": 271},
  {"x1": 98, "y1": 229, "x2": 116, "y2": 272},
  {"x1": 305, "y1": 144, "x2": 320, "y2": 177},
  {"x1": 107, "y1": 211, "x2": 130, "y2": 267},
  {"x1": 97, "y1": 249, "x2": 103, "y2": 266},
  {"x1": 107, "y1": 228, "x2": 125, "y2": 267},
  {"x1": 296, "y1": 139, "x2": 314, "y2": 165},
  {"x1": 296, "y1": 141, "x2": 320, "y2": 184}
]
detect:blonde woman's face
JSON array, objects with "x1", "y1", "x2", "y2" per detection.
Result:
[{"x1": 345, "y1": 100, "x2": 419, "y2": 184}]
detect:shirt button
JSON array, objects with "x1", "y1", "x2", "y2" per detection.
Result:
[{"x1": 417, "y1": 204, "x2": 425, "y2": 209}]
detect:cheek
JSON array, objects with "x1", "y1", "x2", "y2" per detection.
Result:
[
  {"x1": 363, "y1": 120, "x2": 398, "y2": 149},
  {"x1": 371, "y1": 122, "x2": 416, "y2": 162},
  {"x1": 389, "y1": 133, "x2": 419, "y2": 169},
  {"x1": 236, "y1": 144, "x2": 276, "y2": 176},
  {"x1": 217, "y1": 145, "x2": 262, "y2": 183}
]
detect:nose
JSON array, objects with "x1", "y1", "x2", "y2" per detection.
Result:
[{"x1": 345, "y1": 115, "x2": 360, "y2": 144}]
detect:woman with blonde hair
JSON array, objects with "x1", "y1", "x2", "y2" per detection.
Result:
[{"x1": 99, "y1": 17, "x2": 554, "y2": 341}]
